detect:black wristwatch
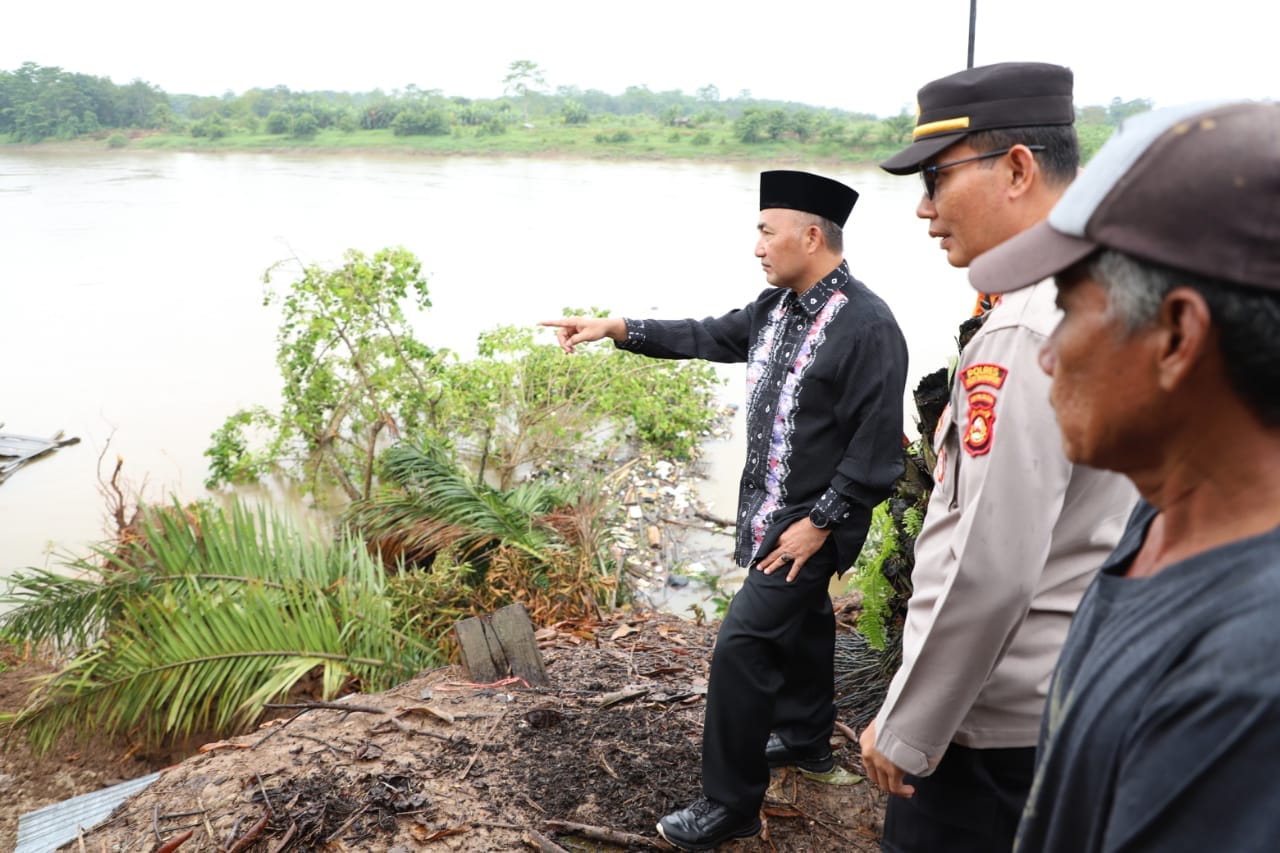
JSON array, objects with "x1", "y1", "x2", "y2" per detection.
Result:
[{"x1": 809, "y1": 507, "x2": 835, "y2": 529}]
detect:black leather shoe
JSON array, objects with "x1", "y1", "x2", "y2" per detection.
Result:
[
  {"x1": 656, "y1": 798, "x2": 761, "y2": 851},
  {"x1": 765, "y1": 732, "x2": 835, "y2": 773}
]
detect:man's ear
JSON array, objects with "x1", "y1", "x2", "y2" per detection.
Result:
[
  {"x1": 1006, "y1": 145, "x2": 1039, "y2": 198},
  {"x1": 1155, "y1": 287, "x2": 1215, "y2": 392},
  {"x1": 805, "y1": 223, "x2": 824, "y2": 253}
]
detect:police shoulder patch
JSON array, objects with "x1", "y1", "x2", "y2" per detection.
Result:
[
  {"x1": 963, "y1": 390, "x2": 998, "y2": 457},
  {"x1": 961, "y1": 362, "x2": 1009, "y2": 390}
]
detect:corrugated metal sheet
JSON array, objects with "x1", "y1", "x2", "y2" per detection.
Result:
[
  {"x1": 15, "y1": 771, "x2": 161, "y2": 853},
  {"x1": 0, "y1": 430, "x2": 80, "y2": 485}
]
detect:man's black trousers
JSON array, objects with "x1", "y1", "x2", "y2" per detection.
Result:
[{"x1": 700, "y1": 542, "x2": 838, "y2": 818}]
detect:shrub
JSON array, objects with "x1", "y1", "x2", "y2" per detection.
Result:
[
  {"x1": 392, "y1": 109, "x2": 451, "y2": 136},
  {"x1": 734, "y1": 109, "x2": 767, "y2": 143},
  {"x1": 265, "y1": 111, "x2": 290, "y2": 134},
  {"x1": 106, "y1": 133, "x2": 128, "y2": 149},
  {"x1": 561, "y1": 100, "x2": 590, "y2": 125},
  {"x1": 191, "y1": 115, "x2": 229, "y2": 139},
  {"x1": 290, "y1": 112, "x2": 319, "y2": 139},
  {"x1": 594, "y1": 129, "x2": 633, "y2": 144}
]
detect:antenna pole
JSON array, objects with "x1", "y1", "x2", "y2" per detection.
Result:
[{"x1": 967, "y1": 0, "x2": 977, "y2": 68}]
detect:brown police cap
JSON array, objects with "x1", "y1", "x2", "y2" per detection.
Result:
[
  {"x1": 759, "y1": 170, "x2": 858, "y2": 228},
  {"x1": 881, "y1": 62, "x2": 1075, "y2": 175},
  {"x1": 970, "y1": 100, "x2": 1280, "y2": 295}
]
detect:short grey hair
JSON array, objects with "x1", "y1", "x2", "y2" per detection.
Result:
[
  {"x1": 1089, "y1": 248, "x2": 1280, "y2": 425},
  {"x1": 797, "y1": 211, "x2": 843, "y2": 254},
  {"x1": 1090, "y1": 250, "x2": 1174, "y2": 331}
]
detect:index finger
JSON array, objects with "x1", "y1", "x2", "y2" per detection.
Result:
[{"x1": 538, "y1": 319, "x2": 576, "y2": 328}]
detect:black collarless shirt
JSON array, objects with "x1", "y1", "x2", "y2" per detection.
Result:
[
  {"x1": 618, "y1": 262, "x2": 907, "y2": 571},
  {"x1": 1016, "y1": 501, "x2": 1280, "y2": 852}
]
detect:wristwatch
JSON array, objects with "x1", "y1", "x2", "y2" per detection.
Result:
[{"x1": 809, "y1": 507, "x2": 835, "y2": 529}]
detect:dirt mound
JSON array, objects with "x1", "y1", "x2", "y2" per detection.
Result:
[
  {"x1": 0, "y1": 650, "x2": 192, "y2": 851},
  {"x1": 4, "y1": 611, "x2": 886, "y2": 851}
]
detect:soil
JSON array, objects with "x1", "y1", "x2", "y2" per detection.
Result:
[
  {"x1": 0, "y1": 649, "x2": 196, "y2": 851},
  {"x1": 0, "y1": 610, "x2": 887, "y2": 852}
]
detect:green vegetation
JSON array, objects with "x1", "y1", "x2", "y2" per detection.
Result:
[
  {"x1": 1, "y1": 60, "x2": 1151, "y2": 164},
  {"x1": 0, "y1": 444, "x2": 629, "y2": 753},
  {"x1": 0, "y1": 62, "x2": 171, "y2": 142},
  {"x1": 0, "y1": 247, "x2": 722, "y2": 753},
  {"x1": 0, "y1": 499, "x2": 434, "y2": 753},
  {"x1": 204, "y1": 247, "x2": 443, "y2": 502},
  {"x1": 848, "y1": 503, "x2": 904, "y2": 651},
  {"x1": 344, "y1": 441, "x2": 622, "y2": 626},
  {"x1": 204, "y1": 248, "x2": 722, "y2": 501}
]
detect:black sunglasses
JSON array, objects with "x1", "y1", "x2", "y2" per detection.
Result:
[{"x1": 920, "y1": 145, "x2": 1046, "y2": 199}]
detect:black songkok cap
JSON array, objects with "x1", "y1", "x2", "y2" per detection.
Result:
[
  {"x1": 880, "y1": 61, "x2": 1075, "y2": 175},
  {"x1": 759, "y1": 170, "x2": 858, "y2": 228}
]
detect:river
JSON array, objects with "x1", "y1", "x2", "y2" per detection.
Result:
[{"x1": 0, "y1": 149, "x2": 974, "y2": 587}]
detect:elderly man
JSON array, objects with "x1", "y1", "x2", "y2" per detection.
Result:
[
  {"x1": 859, "y1": 62, "x2": 1138, "y2": 853},
  {"x1": 543, "y1": 170, "x2": 908, "y2": 850},
  {"x1": 968, "y1": 99, "x2": 1280, "y2": 852}
]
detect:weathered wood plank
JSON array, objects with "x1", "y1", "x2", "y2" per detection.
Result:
[
  {"x1": 490, "y1": 603, "x2": 550, "y2": 687},
  {"x1": 453, "y1": 602, "x2": 549, "y2": 687},
  {"x1": 453, "y1": 614, "x2": 503, "y2": 684}
]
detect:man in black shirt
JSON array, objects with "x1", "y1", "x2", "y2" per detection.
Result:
[
  {"x1": 969, "y1": 101, "x2": 1280, "y2": 851},
  {"x1": 543, "y1": 170, "x2": 908, "y2": 850}
]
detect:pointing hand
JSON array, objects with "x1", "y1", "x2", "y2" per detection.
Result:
[{"x1": 539, "y1": 317, "x2": 626, "y2": 354}]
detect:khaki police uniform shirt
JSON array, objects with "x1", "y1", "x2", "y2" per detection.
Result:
[{"x1": 873, "y1": 280, "x2": 1138, "y2": 776}]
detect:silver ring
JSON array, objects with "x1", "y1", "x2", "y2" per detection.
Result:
[{"x1": 781, "y1": 552, "x2": 793, "y2": 562}]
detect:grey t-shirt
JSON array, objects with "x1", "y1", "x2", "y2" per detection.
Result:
[{"x1": 1016, "y1": 500, "x2": 1280, "y2": 852}]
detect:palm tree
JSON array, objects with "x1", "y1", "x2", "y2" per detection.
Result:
[{"x1": 343, "y1": 442, "x2": 618, "y2": 621}]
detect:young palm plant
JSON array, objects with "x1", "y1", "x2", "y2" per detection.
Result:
[
  {"x1": 0, "y1": 498, "x2": 433, "y2": 755},
  {"x1": 344, "y1": 442, "x2": 618, "y2": 630},
  {"x1": 349, "y1": 441, "x2": 567, "y2": 566}
]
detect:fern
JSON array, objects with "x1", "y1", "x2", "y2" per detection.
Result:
[
  {"x1": 903, "y1": 506, "x2": 925, "y2": 539},
  {"x1": 848, "y1": 501, "x2": 900, "y2": 650}
]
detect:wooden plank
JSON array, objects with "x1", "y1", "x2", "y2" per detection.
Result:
[
  {"x1": 453, "y1": 615, "x2": 503, "y2": 684},
  {"x1": 453, "y1": 602, "x2": 549, "y2": 687},
  {"x1": 490, "y1": 603, "x2": 550, "y2": 687}
]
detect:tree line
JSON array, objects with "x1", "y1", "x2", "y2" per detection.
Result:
[{"x1": 1, "y1": 60, "x2": 1153, "y2": 154}]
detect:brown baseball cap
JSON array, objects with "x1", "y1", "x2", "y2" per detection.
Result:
[
  {"x1": 969, "y1": 100, "x2": 1280, "y2": 295},
  {"x1": 760, "y1": 170, "x2": 858, "y2": 227},
  {"x1": 880, "y1": 62, "x2": 1075, "y2": 175}
]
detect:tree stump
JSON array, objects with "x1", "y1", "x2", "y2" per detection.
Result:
[{"x1": 453, "y1": 602, "x2": 550, "y2": 687}]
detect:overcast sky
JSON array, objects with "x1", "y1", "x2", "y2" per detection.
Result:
[{"x1": 4, "y1": 1, "x2": 1275, "y2": 116}]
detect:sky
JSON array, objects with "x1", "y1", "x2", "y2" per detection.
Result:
[{"x1": 4, "y1": 0, "x2": 1277, "y2": 117}]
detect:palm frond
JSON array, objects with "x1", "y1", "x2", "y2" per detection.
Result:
[
  {"x1": 7, "y1": 497, "x2": 436, "y2": 754},
  {"x1": 0, "y1": 568, "x2": 137, "y2": 651},
  {"x1": 350, "y1": 443, "x2": 566, "y2": 562},
  {"x1": 13, "y1": 582, "x2": 382, "y2": 751}
]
